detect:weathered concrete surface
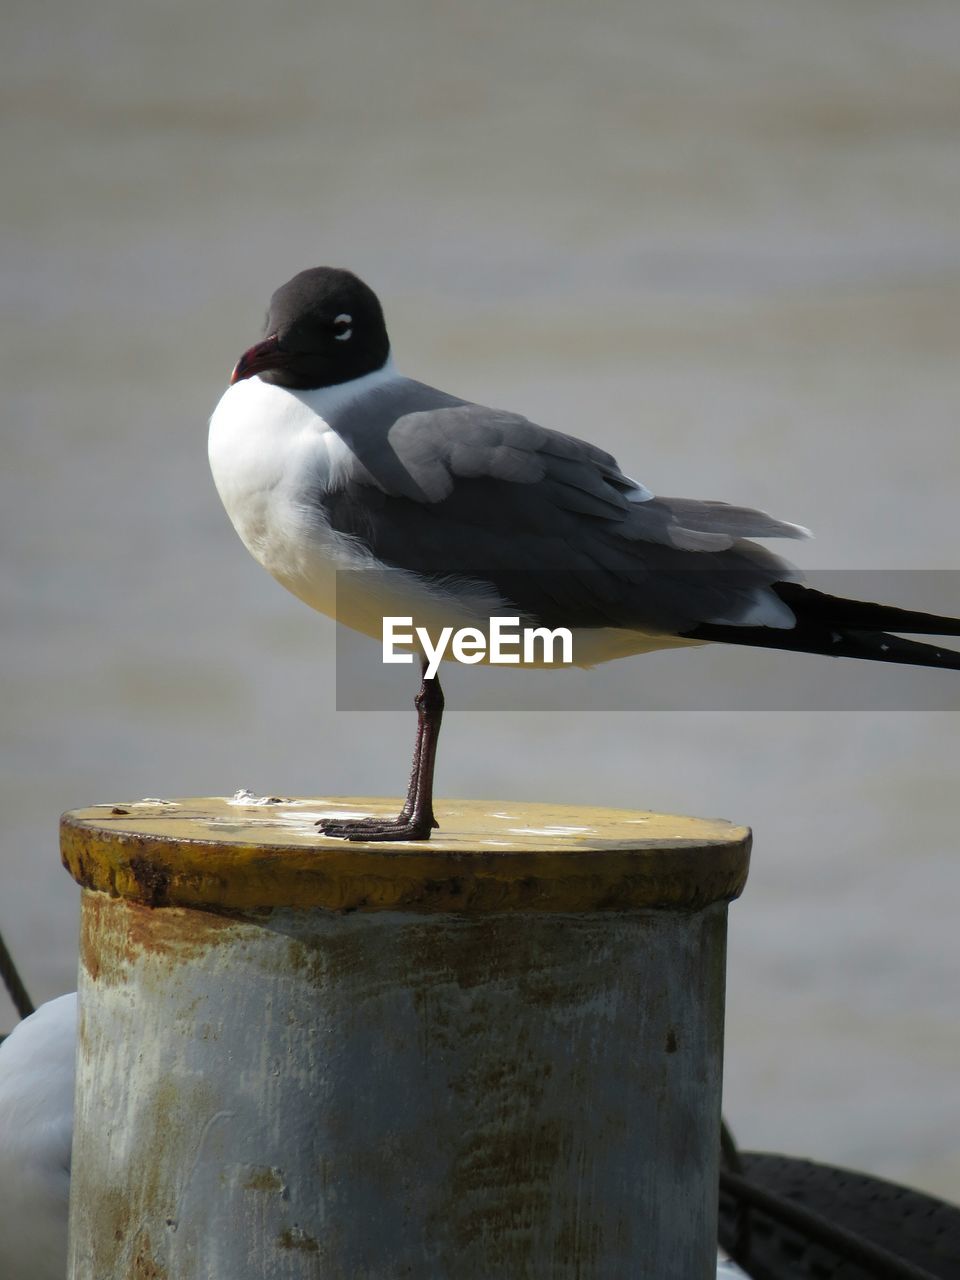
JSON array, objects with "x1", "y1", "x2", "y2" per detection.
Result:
[{"x1": 64, "y1": 798, "x2": 748, "y2": 1279}]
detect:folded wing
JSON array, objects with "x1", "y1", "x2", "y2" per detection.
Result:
[{"x1": 312, "y1": 383, "x2": 809, "y2": 635}]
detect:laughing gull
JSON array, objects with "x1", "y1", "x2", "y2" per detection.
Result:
[{"x1": 208, "y1": 266, "x2": 960, "y2": 841}]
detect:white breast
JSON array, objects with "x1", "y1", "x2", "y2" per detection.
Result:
[
  {"x1": 208, "y1": 375, "x2": 373, "y2": 620},
  {"x1": 207, "y1": 370, "x2": 497, "y2": 640}
]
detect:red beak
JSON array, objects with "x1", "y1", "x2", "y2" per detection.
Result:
[{"x1": 230, "y1": 333, "x2": 281, "y2": 385}]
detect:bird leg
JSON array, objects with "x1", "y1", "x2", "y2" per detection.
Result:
[{"x1": 317, "y1": 660, "x2": 444, "y2": 841}]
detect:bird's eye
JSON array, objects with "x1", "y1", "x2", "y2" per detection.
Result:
[{"x1": 333, "y1": 313, "x2": 353, "y2": 341}]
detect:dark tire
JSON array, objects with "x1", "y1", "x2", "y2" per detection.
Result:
[{"x1": 719, "y1": 1152, "x2": 960, "y2": 1279}]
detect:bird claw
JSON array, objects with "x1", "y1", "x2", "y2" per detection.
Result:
[{"x1": 316, "y1": 813, "x2": 435, "y2": 842}]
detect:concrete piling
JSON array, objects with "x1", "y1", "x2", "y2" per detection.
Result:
[{"x1": 62, "y1": 796, "x2": 750, "y2": 1279}]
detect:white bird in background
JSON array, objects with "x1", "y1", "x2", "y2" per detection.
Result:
[{"x1": 0, "y1": 993, "x2": 77, "y2": 1280}]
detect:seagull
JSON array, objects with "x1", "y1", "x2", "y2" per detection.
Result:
[
  {"x1": 0, "y1": 993, "x2": 76, "y2": 1280},
  {"x1": 208, "y1": 266, "x2": 960, "y2": 841}
]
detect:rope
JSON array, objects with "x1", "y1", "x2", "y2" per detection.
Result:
[
  {"x1": 0, "y1": 926, "x2": 35, "y2": 1033},
  {"x1": 720, "y1": 1167, "x2": 942, "y2": 1280},
  {"x1": 720, "y1": 1117, "x2": 752, "y2": 1261},
  {"x1": 720, "y1": 1117, "x2": 744, "y2": 1174}
]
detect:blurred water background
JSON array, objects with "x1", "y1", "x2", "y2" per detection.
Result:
[{"x1": 3, "y1": 0, "x2": 959, "y2": 1199}]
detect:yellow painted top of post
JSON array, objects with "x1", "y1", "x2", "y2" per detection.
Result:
[{"x1": 61, "y1": 797, "x2": 750, "y2": 914}]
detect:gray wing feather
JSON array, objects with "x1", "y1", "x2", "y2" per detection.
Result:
[
  {"x1": 623, "y1": 496, "x2": 811, "y2": 552},
  {"x1": 313, "y1": 379, "x2": 809, "y2": 634},
  {"x1": 386, "y1": 403, "x2": 629, "y2": 511}
]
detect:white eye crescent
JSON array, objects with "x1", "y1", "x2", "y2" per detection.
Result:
[{"x1": 333, "y1": 313, "x2": 353, "y2": 341}]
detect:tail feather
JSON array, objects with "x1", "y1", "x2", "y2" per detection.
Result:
[
  {"x1": 688, "y1": 583, "x2": 960, "y2": 671},
  {"x1": 774, "y1": 583, "x2": 960, "y2": 637}
]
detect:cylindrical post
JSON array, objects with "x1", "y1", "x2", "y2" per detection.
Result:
[{"x1": 62, "y1": 796, "x2": 750, "y2": 1279}]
